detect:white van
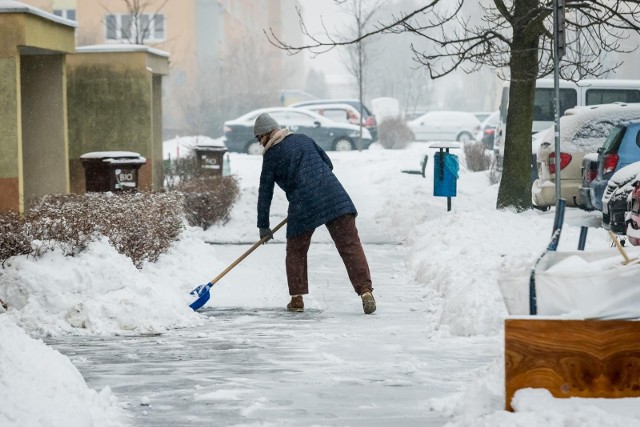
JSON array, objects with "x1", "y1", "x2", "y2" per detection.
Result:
[{"x1": 493, "y1": 79, "x2": 640, "y2": 157}]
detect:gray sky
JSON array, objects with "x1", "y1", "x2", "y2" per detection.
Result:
[{"x1": 300, "y1": 1, "x2": 350, "y2": 77}]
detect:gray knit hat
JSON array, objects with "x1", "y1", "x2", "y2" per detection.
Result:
[{"x1": 253, "y1": 113, "x2": 280, "y2": 137}]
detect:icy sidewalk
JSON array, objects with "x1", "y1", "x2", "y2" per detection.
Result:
[{"x1": 47, "y1": 242, "x2": 498, "y2": 426}]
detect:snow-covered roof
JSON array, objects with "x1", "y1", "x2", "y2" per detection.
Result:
[
  {"x1": 0, "y1": 0, "x2": 77, "y2": 27},
  {"x1": 542, "y1": 103, "x2": 640, "y2": 153},
  {"x1": 76, "y1": 44, "x2": 169, "y2": 58}
]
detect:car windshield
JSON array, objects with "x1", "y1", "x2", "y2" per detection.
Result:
[{"x1": 601, "y1": 125, "x2": 627, "y2": 154}]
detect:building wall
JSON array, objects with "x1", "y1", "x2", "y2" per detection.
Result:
[
  {"x1": 0, "y1": 10, "x2": 74, "y2": 212},
  {"x1": 22, "y1": 0, "x2": 304, "y2": 138},
  {"x1": 66, "y1": 52, "x2": 159, "y2": 192},
  {"x1": 20, "y1": 54, "x2": 69, "y2": 206},
  {"x1": 0, "y1": 55, "x2": 22, "y2": 212}
]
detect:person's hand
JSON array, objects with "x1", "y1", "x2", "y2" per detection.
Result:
[{"x1": 259, "y1": 227, "x2": 273, "y2": 243}]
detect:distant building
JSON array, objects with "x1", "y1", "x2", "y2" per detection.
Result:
[{"x1": 22, "y1": 0, "x2": 305, "y2": 138}]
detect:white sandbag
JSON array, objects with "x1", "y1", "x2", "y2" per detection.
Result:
[{"x1": 498, "y1": 247, "x2": 640, "y2": 319}]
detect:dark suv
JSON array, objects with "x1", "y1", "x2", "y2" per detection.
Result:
[{"x1": 290, "y1": 99, "x2": 377, "y2": 141}]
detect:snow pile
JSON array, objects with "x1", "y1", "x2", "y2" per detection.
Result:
[
  {"x1": 0, "y1": 233, "x2": 215, "y2": 336},
  {"x1": 0, "y1": 316, "x2": 127, "y2": 427}
]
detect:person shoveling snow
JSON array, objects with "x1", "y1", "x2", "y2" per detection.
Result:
[{"x1": 254, "y1": 112, "x2": 376, "y2": 314}]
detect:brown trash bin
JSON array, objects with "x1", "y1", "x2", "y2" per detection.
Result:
[
  {"x1": 80, "y1": 151, "x2": 147, "y2": 192},
  {"x1": 194, "y1": 144, "x2": 227, "y2": 176}
]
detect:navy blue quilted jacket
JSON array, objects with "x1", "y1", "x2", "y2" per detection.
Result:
[{"x1": 257, "y1": 133, "x2": 357, "y2": 238}]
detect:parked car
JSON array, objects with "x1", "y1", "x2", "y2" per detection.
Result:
[
  {"x1": 590, "y1": 119, "x2": 640, "y2": 211},
  {"x1": 297, "y1": 103, "x2": 362, "y2": 127},
  {"x1": 473, "y1": 111, "x2": 493, "y2": 123},
  {"x1": 474, "y1": 111, "x2": 500, "y2": 150},
  {"x1": 532, "y1": 103, "x2": 640, "y2": 210},
  {"x1": 290, "y1": 99, "x2": 377, "y2": 141},
  {"x1": 627, "y1": 180, "x2": 640, "y2": 246},
  {"x1": 601, "y1": 161, "x2": 640, "y2": 233},
  {"x1": 407, "y1": 111, "x2": 480, "y2": 143},
  {"x1": 223, "y1": 107, "x2": 372, "y2": 154},
  {"x1": 576, "y1": 152, "x2": 599, "y2": 210}
]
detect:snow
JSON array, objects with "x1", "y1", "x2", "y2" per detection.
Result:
[
  {"x1": 541, "y1": 103, "x2": 640, "y2": 154},
  {"x1": 1, "y1": 141, "x2": 640, "y2": 426},
  {"x1": 162, "y1": 135, "x2": 226, "y2": 160},
  {"x1": 76, "y1": 45, "x2": 169, "y2": 58},
  {"x1": 79, "y1": 152, "x2": 146, "y2": 166}
]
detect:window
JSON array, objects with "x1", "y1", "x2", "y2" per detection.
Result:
[
  {"x1": 53, "y1": 9, "x2": 76, "y2": 21},
  {"x1": 586, "y1": 89, "x2": 640, "y2": 105},
  {"x1": 601, "y1": 125, "x2": 626, "y2": 154},
  {"x1": 323, "y1": 110, "x2": 349, "y2": 124},
  {"x1": 285, "y1": 112, "x2": 317, "y2": 126},
  {"x1": 105, "y1": 13, "x2": 166, "y2": 42},
  {"x1": 534, "y1": 88, "x2": 577, "y2": 121}
]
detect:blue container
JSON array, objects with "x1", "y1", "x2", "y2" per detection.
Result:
[{"x1": 434, "y1": 152, "x2": 459, "y2": 197}]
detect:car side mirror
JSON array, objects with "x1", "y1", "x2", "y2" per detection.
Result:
[
  {"x1": 597, "y1": 147, "x2": 603, "y2": 154},
  {"x1": 314, "y1": 121, "x2": 321, "y2": 128}
]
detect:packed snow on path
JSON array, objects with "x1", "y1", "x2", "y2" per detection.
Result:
[{"x1": 1, "y1": 141, "x2": 639, "y2": 426}]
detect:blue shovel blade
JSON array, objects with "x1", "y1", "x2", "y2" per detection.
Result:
[{"x1": 189, "y1": 283, "x2": 211, "y2": 311}]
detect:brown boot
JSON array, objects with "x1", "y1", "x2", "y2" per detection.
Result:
[
  {"x1": 287, "y1": 295, "x2": 304, "y2": 312},
  {"x1": 361, "y1": 291, "x2": 376, "y2": 314}
]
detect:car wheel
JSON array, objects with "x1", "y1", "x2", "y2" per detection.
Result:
[
  {"x1": 246, "y1": 141, "x2": 262, "y2": 155},
  {"x1": 333, "y1": 137, "x2": 354, "y2": 151},
  {"x1": 457, "y1": 132, "x2": 473, "y2": 144}
]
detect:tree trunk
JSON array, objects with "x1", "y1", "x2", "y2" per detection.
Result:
[{"x1": 496, "y1": 0, "x2": 541, "y2": 211}]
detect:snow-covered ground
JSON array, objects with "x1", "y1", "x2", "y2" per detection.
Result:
[{"x1": 1, "y1": 141, "x2": 639, "y2": 426}]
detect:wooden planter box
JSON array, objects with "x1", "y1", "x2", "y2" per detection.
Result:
[{"x1": 505, "y1": 318, "x2": 640, "y2": 411}]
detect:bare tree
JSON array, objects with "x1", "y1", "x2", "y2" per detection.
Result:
[
  {"x1": 339, "y1": 0, "x2": 385, "y2": 149},
  {"x1": 104, "y1": 0, "x2": 168, "y2": 45},
  {"x1": 267, "y1": 1, "x2": 640, "y2": 211},
  {"x1": 183, "y1": 34, "x2": 284, "y2": 138}
]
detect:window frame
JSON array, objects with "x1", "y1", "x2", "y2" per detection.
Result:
[{"x1": 104, "y1": 13, "x2": 166, "y2": 42}]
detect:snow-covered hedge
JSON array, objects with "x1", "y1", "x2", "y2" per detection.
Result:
[{"x1": 1, "y1": 192, "x2": 184, "y2": 268}]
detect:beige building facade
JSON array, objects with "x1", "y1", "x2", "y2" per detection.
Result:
[
  {"x1": 25, "y1": 0, "x2": 305, "y2": 138},
  {"x1": 0, "y1": 4, "x2": 75, "y2": 212}
]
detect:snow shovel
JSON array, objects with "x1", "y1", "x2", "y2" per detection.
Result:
[{"x1": 189, "y1": 218, "x2": 287, "y2": 311}]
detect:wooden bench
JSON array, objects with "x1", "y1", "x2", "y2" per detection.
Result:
[{"x1": 505, "y1": 318, "x2": 640, "y2": 411}]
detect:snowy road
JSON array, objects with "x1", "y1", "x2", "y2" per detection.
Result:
[{"x1": 47, "y1": 241, "x2": 499, "y2": 426}]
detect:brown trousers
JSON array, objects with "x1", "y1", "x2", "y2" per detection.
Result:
[{"x1": 286, "y1": 214, "x2": 372, "y2": 296}]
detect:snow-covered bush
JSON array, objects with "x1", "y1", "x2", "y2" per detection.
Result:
[
  {"x1": 377, "y1": 116, "x2": 414, "y2": 149},
  {"x1": 176, "y1": 176, "x2": 240, "y2": 230},
  {"x1": 163, "y1": 153, "x2": 198, "y2": 191},
  {"x1": 0, "y1": 192, "x2": 185, "y2": 268},
  {"x1": 0, "y1": 211, "x2": 31, "y2": 267},
  {"x1": 463, "y1": 141, "x2": 492, "y2": 172}
]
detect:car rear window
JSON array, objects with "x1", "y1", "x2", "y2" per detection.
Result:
[
  {"x1": 573, "y1": 120, "x2": 616, "y2": 141},
  {"x1": 602, "y1": 125, "x2": 627, "y2": 154}
]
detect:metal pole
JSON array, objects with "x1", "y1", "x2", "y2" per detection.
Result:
[{"x1": 553, "y1": 0, "x2": 562, "y2": 207}]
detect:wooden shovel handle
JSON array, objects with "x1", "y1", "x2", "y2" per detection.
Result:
[
  {"x1": 608, "y1": 231, "x2": 632, "y2": 264},
  {"x1": 208, "y1": 218, "x2": 288, "y2": 285}
]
